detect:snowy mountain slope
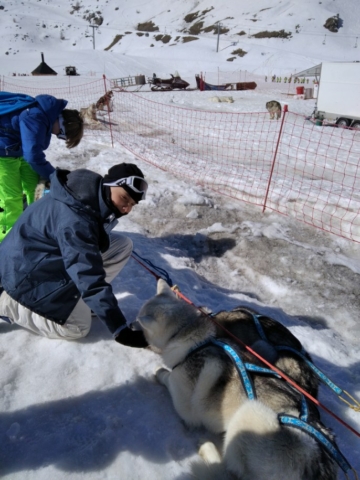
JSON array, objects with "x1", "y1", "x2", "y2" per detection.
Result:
[
  {"x1": 0, "y1": 0, "x2": 359, "y2": 78},
  {"x1": 1, "y1": 2, "x2": 360, "y2": 480}
]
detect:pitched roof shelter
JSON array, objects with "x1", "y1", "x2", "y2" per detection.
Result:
[
  {"x1": 294, "y1": 64, "x2": 321, "y2": 79},
  {"x1": 31, "y1": 53, "x2": 57, "y2": 76}
]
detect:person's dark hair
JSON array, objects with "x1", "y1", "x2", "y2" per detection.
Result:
[{"x1": 62, "y1": 109, "x2": 84, "y2": 148}]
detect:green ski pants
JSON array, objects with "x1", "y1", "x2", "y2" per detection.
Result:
[{"x1": 0, "y1": 157, "x2": 39, "y2": 242}]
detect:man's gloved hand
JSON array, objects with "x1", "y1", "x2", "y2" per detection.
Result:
[{"x1": 115, "y1": 326, "x2": 148, "y2": 348}]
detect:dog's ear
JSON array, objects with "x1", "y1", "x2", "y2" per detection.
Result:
[{"x1": 157, "y1": 278, "x2": 173, "y2": 295}]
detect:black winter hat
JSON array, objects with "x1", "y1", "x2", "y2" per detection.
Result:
[{"x1": 103, "y1": 163, "x2": 146, "y2": 203}]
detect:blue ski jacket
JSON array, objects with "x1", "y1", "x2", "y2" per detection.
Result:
[
  {"x1": 0, "y1": 168, "x2": 127, "y2": 335},
  {"x1": 0, "y1": 94, "x2": 67, "y2": 179}
]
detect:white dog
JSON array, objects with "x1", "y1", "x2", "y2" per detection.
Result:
[
  {"x1": 209, "y1": 96, "x2": 234, "y2": 103},
  {"x1": 79, "y1": 104, "x2": 101, "y2": 125},
  {"x1": 136, "y1": 279, "x2": 340, "y2": 480}
]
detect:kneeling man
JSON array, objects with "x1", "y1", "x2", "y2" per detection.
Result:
[{"x1": 0, "y1": 163, "x2": 148, "y2": 348}]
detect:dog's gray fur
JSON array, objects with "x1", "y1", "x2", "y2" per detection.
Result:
[
  {"x1": 266, "y1": 100, "x2": 282, "y2": 119},
  {"x1": 137, "y1": 279, "x2": 338, "y2": 480},
  {"x1": 213, "y1": 306, "x2": 319, "y2": 397}
]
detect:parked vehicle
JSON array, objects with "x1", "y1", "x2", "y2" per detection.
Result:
[
  {"x1": 195, "y1": 74, "x2": 231, "y2": 91},
  {"x1": 195, "y1": 75, "x2": 257, "y2": 91},
  {"x1": 313, "y1": 62, "x2": 360, "y2": 129},
  {"x1": 65, "y1": 66, "x2": 79, "y2": 76},
  {"x1": 148, "y1": 74, "x2": 189, "y2": 91}
]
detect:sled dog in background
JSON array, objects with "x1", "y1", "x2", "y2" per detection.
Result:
[
  {"x1": 136, "y1": 279, "x2": 338, "y2": 480},
  {"x1": 79, "y1": 91, "x2": 114, "y2": 126},
  {"x1": 208, "y1": 96, "x2": 234, "y2": 103},
  {"x1": 34, "y1": 179, "x2": 50, "y2": 201},
  {"x1": 95, "y1": 90, "x2": 114, "y2": 111},
  {"x1": 79, "y1": 103, "x2": 100, "y2": 126},
  {"x1": 266, "y1": 100, "x2": 282, "y2": 119}
]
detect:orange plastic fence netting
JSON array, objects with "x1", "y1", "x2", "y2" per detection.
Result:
[
  {"x1": 1, "y1": 76, "x2": 111, "y2": 140},
  {"x1": 110, "y1": 90, "x2": 360, "y2": 244},
  {"x1": 2, "y1": 76, "x2": 360, "y2": 243}
]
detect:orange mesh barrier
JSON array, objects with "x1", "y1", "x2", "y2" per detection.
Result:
[{"x1": 2, "y1": 76, "x2": 359, "y2": 243}]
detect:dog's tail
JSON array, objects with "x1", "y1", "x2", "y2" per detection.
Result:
[
  {"x1": 191, "y1": 400, "x2": 337, "y2": 479},
  {"x1": 223, "y1": 400, "x2": 337, "y2": 480}
]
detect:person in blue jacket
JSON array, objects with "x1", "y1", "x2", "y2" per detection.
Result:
[
  {"x1": 0, "y1": 162, "x2": 149, "y2": 348},
  {"x1": 0, "y1": 93, "x2": 84, "y2": 241}
]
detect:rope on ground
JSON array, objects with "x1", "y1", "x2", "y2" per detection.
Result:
[{"x1": 131, "y1": 251, "x2": 173, "y2": 286}]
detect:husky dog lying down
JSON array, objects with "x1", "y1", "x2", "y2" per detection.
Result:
[
  {"x1": 208, "y1": 96, "x2": 234, "y2": 103},
  {"x1": 79, "y1": 104, "x2": 101, "y2": 125},
  {"x1": 136, "y1": 279, "x2": 338, "y2": 480}
]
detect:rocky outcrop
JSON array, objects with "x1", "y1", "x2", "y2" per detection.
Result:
[{"x1": 324, "y1": 14, "x2": 339, "y2": 33}]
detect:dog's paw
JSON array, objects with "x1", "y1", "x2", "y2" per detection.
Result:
[
  {"x1": 155, "y1": 367, "x2": 170, "y2": 385},
  {"x1": 198, "y1": 441, "x2": 222, "y2": 463}
]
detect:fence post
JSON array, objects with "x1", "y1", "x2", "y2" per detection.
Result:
[
  {"x1": 102, "y1": 74, "x2": 114, "y2": 148},
  {"x1": 262, "y1": 104, "x2": 288, "y2": 213}
]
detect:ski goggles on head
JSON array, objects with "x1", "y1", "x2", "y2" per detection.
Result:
[
  {"x1": 57, "y1": 114, "x2": 67, "y2": 141},
  {"x1": 104, "y1": 176, "x2": 148, "y2": 200}
]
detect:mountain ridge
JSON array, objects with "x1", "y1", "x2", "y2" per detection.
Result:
[{"x1": 1, "y1": 0, "x2": 359, "y2": 78}]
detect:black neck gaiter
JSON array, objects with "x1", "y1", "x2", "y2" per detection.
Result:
[{"x1": 103, "y1": 185, "x2": 126, "y2": 218}]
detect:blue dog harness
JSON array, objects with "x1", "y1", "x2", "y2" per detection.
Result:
[
  {"x1": 212, "y1": 338, "x2": 352, "y2": 476},
  {"x1": 249, "y1": 312, "x2": 360, "y2": 413},
  {"x1": 178, "y1": 337, "x2": 353, "y2": 477}
]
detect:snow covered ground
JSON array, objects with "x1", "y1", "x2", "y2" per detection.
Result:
[
  {"x1": 0, "y1": 0, "x2": 360, "y2": 478},
  {"x1": 1, "y1": 120, "x2": 360, "y2": 479}
]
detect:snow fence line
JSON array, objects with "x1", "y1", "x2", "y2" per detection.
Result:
[{"x1": 2, "y1": 75, "x2": 359, "y2": 244}]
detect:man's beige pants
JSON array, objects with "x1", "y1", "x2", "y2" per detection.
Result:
[{"x1": 0, "y1": 233, "x2": 132, "y2": 340}]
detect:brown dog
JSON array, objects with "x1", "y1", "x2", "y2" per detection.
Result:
[{"x1": 95, "y1": 90, "x2": 114, "y2": 111}]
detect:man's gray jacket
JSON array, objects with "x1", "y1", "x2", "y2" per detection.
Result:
[{"x1": 0, "y1": 168, "x2": 127, "y2": 334}]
